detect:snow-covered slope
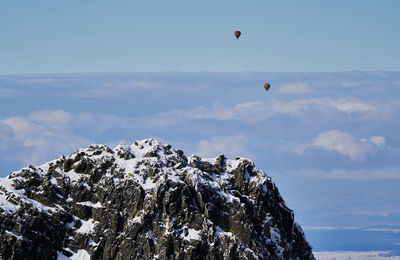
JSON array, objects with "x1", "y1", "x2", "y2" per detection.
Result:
[{"x1": 0, "y1": 139, "x2": 314, "y2": 259}]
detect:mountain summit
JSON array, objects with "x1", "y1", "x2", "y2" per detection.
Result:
[{"x1": 0, "y1": 139, "x2": 314, "y2": 259}]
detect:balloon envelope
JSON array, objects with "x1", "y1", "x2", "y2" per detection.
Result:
[
  {"x1": 234, "y1": 31, "x2": 241, "y2": 39},
  {"x1": 264, "y1": 83, "x2": 270, "y2": 92}
]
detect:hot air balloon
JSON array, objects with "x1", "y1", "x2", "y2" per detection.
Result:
[
  {"x1": 234, "y1": 31, "x2": 241, "y2": 39},
  {"x1": 264, "y1": 83, "x2": 271, "y2": 92}
]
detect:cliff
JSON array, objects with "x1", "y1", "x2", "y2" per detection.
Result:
[{"x1": 0, "y1": 139, "x2": 314, "y2": 259}]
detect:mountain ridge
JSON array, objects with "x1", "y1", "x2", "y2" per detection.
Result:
[{"x1": 0, "y1": 138, "x2": 314, "y2": 259}]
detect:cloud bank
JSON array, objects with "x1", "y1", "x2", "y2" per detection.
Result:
[
  {"x1": 311, "y1": 130, "x2": 383, "y2": 162},
  {"x1": 1, "y1": 72, "x2": 399, "y2": 255}
]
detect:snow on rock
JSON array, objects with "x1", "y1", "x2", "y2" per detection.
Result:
[
  {"x1": 76, "y1": 201, "x2": 104, "y2": 208},
  {"x1": 0, "y1": 138, "x2": 314, "y2": 259},
  {"x1": 76, "y1": 218, "x2": 97, "y2": 234},
  {"x1": 70, "y1": 249, "x2": 91, "y2": 260},
  {"x1": 181, "y1": 227, "x2": 201, "y2": 241}
]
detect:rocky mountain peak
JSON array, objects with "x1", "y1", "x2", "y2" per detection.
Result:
[{"x1": 0, "y1": 139, "x2": 314, "y2": 259}]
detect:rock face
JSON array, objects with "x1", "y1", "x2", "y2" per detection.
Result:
[{"x1": 0, "y1": 139, "x2": 314, "y2": 259}]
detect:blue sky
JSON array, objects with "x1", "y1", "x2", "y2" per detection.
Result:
[
  {"x1": 1, "y1": 1, "x2": 400, "y2": 259},
  {"x1": 1, "y1": 0, "x2": 400, "y2": 73}
]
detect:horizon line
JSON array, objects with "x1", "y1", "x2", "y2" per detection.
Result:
[{"x1": 1, "y1": 70, "x2": 400, "y2": 76}]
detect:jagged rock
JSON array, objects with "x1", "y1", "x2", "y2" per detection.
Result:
[{"x1": 0, "y1": 139, "x2": 314, "y2": 259}]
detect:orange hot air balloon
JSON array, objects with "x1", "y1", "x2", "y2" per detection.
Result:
[{"x1": 234, "y1": 31, "x2": 241, "y2": 39}]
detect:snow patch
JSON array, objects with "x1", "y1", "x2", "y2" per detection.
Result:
[
  {"x1": 215, "y1": 226, "x2": 234, "y2": 238},
  {"x1": 70, "y1": 249, "x2": 91, "y2": 260},
  {"x1": 76, "y1": 219, "x2": 96, "y2": 234},
  {"x1": 76, "y1": 201, "x2": 104, "y2": 208},
  {"x1": 184, "y1": 228, "x2": 201, "y2": 241}
]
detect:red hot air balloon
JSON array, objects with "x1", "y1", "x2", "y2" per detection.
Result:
[{"x1": 234, "y1": 31, "x2": 241, "y2": 39}]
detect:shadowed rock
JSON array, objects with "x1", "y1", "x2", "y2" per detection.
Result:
[{"x1": 0, "y1": 139, "x2": 314, "y2": 259}]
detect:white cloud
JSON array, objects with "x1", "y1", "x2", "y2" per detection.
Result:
[
  {"x1": 0, "y1": 110, "x2": 153, "y2": 165},
  {"x1": 112, "y1": 97, "x2": 391, "y2": 130},
  {"x1": 340, "y1": 81, "x2": 364, "y2": 87},
  {"x1": 309, "y1": 130, "x2": 387, "y2": 162},
  {"x1": 67, "y1": 88, "x2": 121, "y2": 98},
  {"x1": 273, "y1": 100, "x2": 311, "y2": 116},
  {"x1": 278, "y1": 82, "x2": 310, "y2": 94},
  {"x1": 0, "y1": 112, "x2": 91, "y2": 165},
  {"x1": 330, "y1": 98, "x2": 376, "y2": 113},
  {"x1": 0, "y1": 123, "x2": 14, "y2": 151},
  {"x1": 103, "y1": 80, "x2": 160, "y2": 89},
  {"x1": 365, "y1": 228, "x2": 400, "y2": 233},
  {"x1": 304, "y1": 225, "x2": 400, "y2": 233},
  {"x1": 207, "y1": 102, "x2": 275, "y2": 123},
  {"x1": 2, "y1": 117, "x2": 37, "y2": 140},
  {"x1": 195, "y1": 135, "x2": 249, "y2": 159},
  {"x1": 145, "y1": 101, "x2": 276, "y2": 127},
  {"x1": 369, "y1": 136, "x2": 386, "y2": 147},
  {"x1": 106, "y1": 96, "x2": 394, "y2": 129},
  {"x1": 355, "y1": 209, "x2": 400, "y2": 217},
  {"x1": 314, "y1": 251, "x2": 399, "y2": 260},
  {"x1": 289, "y1": 167, "x2": 400, "y2": 180},
  {"x1": 312, "y1": 130, "x2": 373, "y2": 161},
  {"x1": 71, "y1": 112, "x2": 136, "y2": 131},
  {"x1": 144, "y1": 97, "x2": 383, "y2": 128},
  {"x1": 18, "y1": 78, "x2": 53, "y2": 84},
  {"x1": 272, "y1": 97, "x2": 382, "y2": 119},
  {"x1": 29, "y1": 110, "x2": 72, "y2": 125},
  {"x1": 68, "y1": 80, "x2": 164, "y2": 97},
  {"x1": 303, "y1": 225, "x2": 359, "y2": 231}
]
